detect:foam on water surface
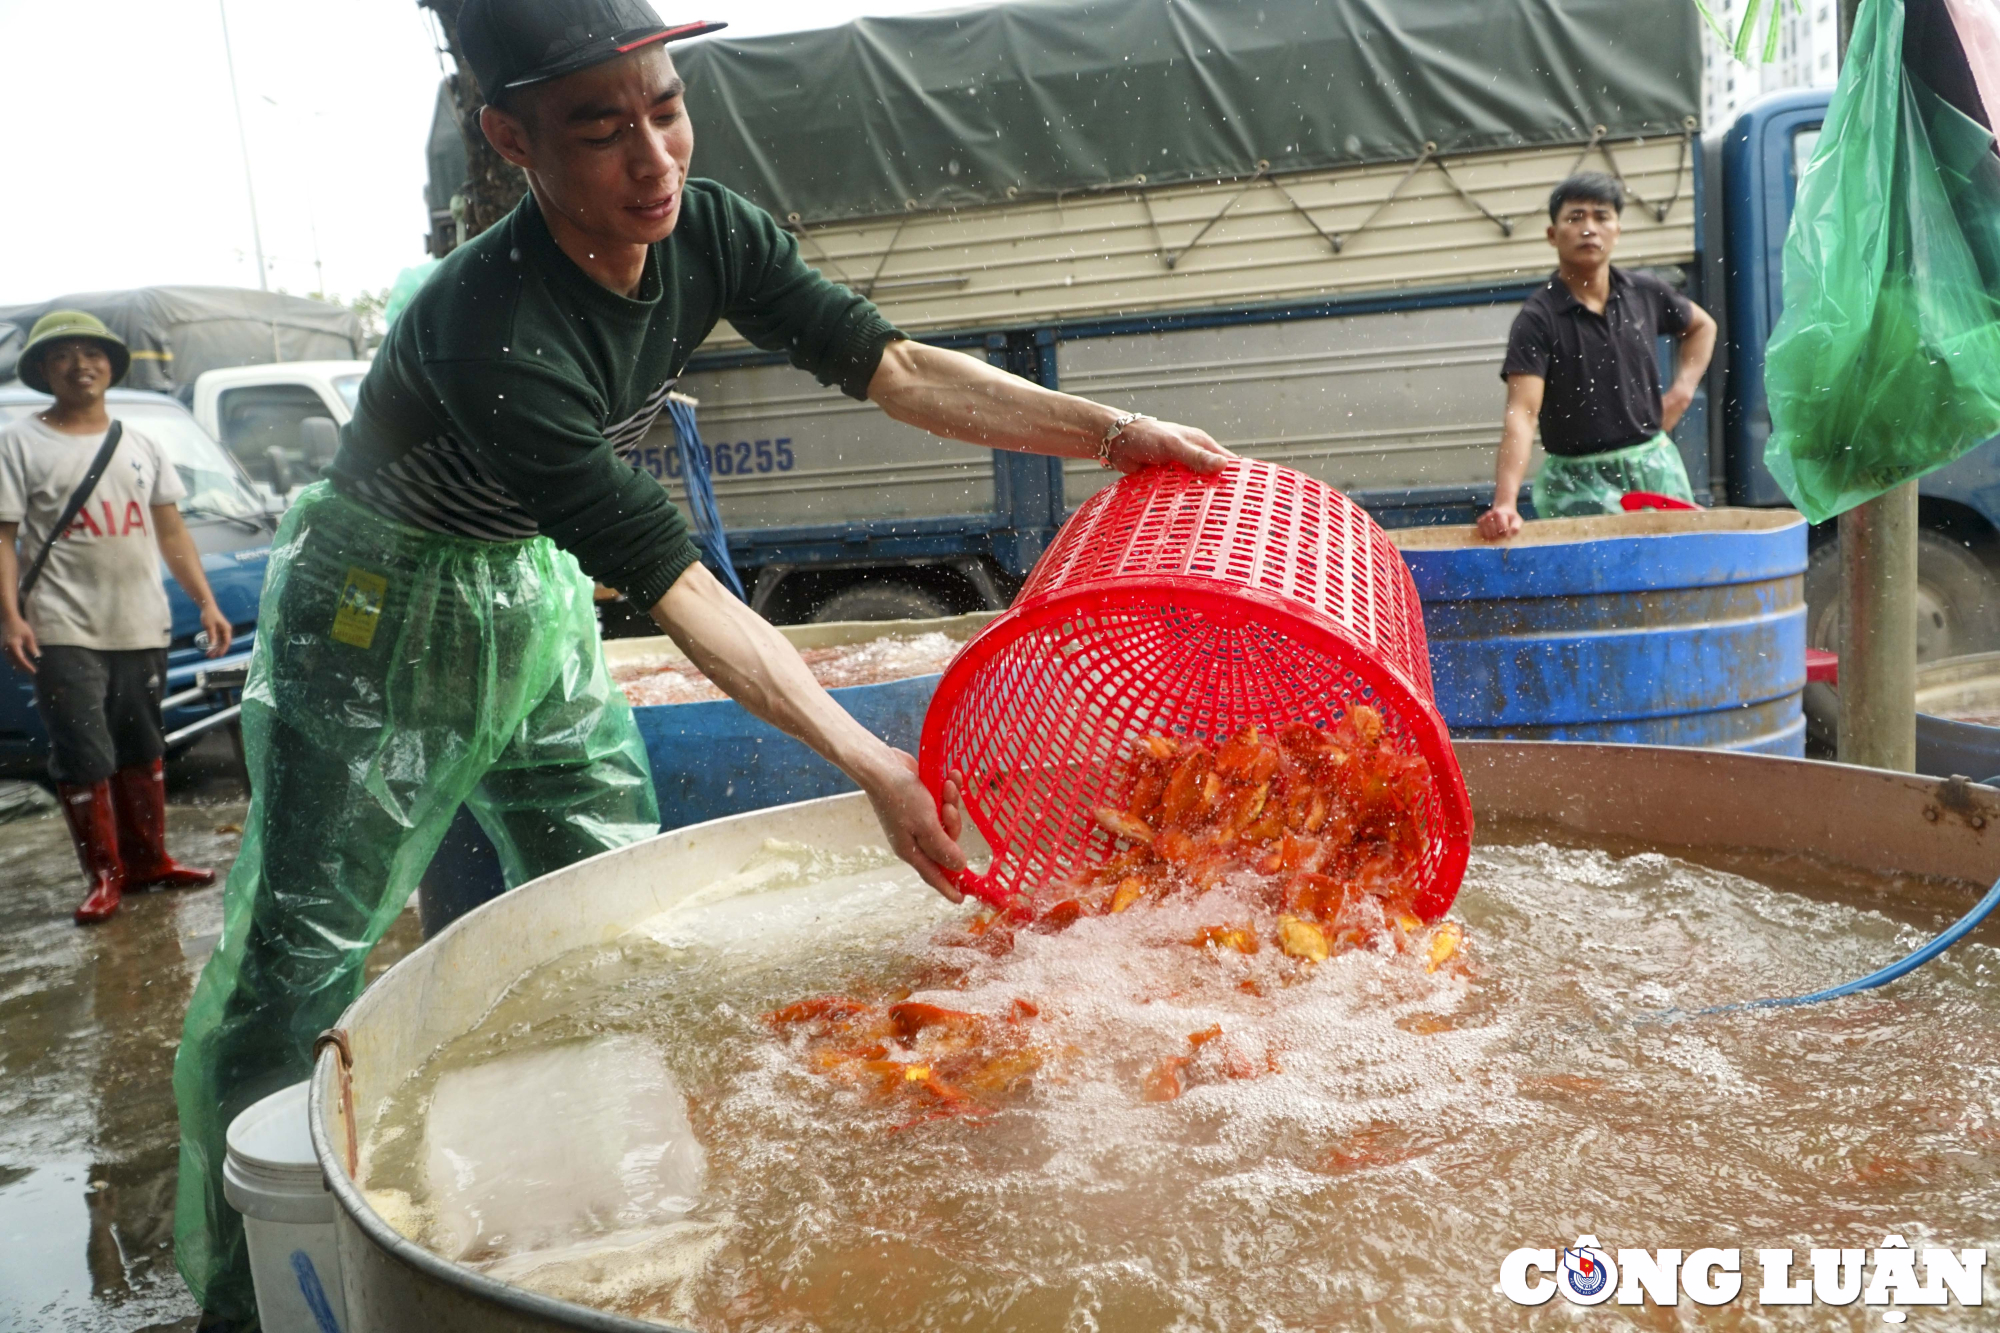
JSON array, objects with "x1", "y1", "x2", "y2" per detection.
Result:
[{"x1": 359, "y1": 837, "x2": 2000, "y2": 1329}]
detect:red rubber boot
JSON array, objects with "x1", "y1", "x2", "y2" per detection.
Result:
[
  {"x1": 58, "y1": 781, "x2": 127, "y2": 924},
  {"x1": 110, "y1": 758, "x2": 216, "y2": 889}
]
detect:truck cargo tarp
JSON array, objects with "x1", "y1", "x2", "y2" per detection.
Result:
[
  {"x1": 0, "y1": 287, "x2": 365, "y2": 395},
  {"x1": 428, "y1": 81, "x2": 469, "y2": 218},
  {"x1": 673, "y1": 0, "x2": 1700, "y2": 226}
]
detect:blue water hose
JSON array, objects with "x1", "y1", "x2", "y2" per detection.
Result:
[
  {"x1": 665, "y1": 395, "x2": 748, "y2": 599},
  {"x1": 1697, "y1": 874, "x2": 2000, "y2": 1015}
]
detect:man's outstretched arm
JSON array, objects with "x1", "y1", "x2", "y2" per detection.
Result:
[
  {"x1": 867, "y1": 339, "x2": 1234, "y2": 474},
  {"x1": 650, "y1": 561, "x2": 967, "y2": 902}
]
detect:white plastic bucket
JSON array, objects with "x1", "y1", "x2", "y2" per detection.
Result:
[{"x1": 223, "y1": 1081, "x2": 348, "y2": 1332}]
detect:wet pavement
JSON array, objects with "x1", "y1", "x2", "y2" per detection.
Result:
[{"x1": 0, "y1": 735, "x2": 424, "y2": 1332}]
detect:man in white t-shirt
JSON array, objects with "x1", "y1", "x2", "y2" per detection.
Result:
[{"x1": 0, "y1": 311, "x2": 234, "y2": 923}]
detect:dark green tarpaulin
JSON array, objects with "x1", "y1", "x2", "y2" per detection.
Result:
[{"x1": 673, "y1": 0, "x2": 1700, "y2": 226}]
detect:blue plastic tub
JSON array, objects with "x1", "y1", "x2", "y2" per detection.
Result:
[
  {"x1": 1391, "y1": 510, "x2": 1809, "y2": 755},
  {"x1": 631, "y1": 672, "x2": 938, "y2": 821}
]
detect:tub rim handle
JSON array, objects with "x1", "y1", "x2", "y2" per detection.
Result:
[{"x1": 312, "y1": 1027, "x2": 358, "y2": 1179}]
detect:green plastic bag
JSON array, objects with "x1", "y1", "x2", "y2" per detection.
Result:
[
  {"x1": 172, "y1": 483, "x2": 659, "y2": 1319},
  {"x1": 1763, "y1": 0, "x2": 2000, "y2": 523}
]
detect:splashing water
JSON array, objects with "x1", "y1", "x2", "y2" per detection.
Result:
[{"x1": 359, "y1": 837, "x2": 2000, "y2": 1329}]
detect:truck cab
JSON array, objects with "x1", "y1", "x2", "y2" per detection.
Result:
[{"x1": 190, "y1": 360, "x2": 367, "y2": 503}]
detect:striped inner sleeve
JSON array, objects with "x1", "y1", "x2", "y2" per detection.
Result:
[{"x1": 348, "y1": 377, "x2": 678, "y2": 541}]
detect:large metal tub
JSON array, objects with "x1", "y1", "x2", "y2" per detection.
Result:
[
  {"x1": 314, "y1": 742, "x2": 1998, "y2": 1331},
  {"x1": 1392, "y1": 511, "x2": 1808, "y2": 754}
]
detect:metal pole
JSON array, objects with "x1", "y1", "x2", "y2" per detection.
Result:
[
  {"x1": 218, "y1": 0, "x2": 268, "y2": 291},
  {"x1": 1830, "y1": 0, "x2": 1917, "y2": 771},
  {"x1": 1837, "y1": 485, "x2": 1918, "y2": 770}
]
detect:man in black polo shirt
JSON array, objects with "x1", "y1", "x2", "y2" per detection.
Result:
[
  {"x1": 1477, "y1": 172, "x2": 1717, "y2": 539},
  {"x1": 171, "y1": 0, "x2": 1231, "y2": 1321}
]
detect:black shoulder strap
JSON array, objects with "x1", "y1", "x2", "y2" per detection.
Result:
[{"x1": 18, "y1": 420, "x2": 124, "y2": 604}]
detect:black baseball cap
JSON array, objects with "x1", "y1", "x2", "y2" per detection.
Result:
[{"x1": 457, "y1": 0, "x2": 725, "y2": 99}]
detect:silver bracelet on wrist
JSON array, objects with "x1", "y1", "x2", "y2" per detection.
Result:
[{"x1": 1097, "y1": 412, "x2": 1153, "y2": 469}]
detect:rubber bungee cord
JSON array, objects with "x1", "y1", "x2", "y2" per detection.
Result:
[
  {"x1": 1693, "y1": 874, "x2": 2000, "y2": 1015},
  {"x1": 665, "y1": 394, "x2": 748, "y2": 600}
]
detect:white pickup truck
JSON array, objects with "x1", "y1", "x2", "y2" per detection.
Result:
[{"x1": 189, "y1": 359, "x2": 368, "y2": 503}]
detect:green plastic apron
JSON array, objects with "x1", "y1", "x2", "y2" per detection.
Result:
[{"x1": 1534, "y1": 431, "x2": 1695, "y2": 517}]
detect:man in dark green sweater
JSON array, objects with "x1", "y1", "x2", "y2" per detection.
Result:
[{"x1": 173, "y1": 0, "x2": 1229, "y2": 1320}]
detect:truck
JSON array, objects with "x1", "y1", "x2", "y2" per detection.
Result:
[
  {"x1": 189, "y1": 360, "x2": 368, "y2": 500},
  {"x1": 512, "y1": 0, "x2": 1976, "y2": 658},
  {"x1": 0, "y1": 287, "x2": 365, "y2": 398},
  {"x1": 0, "y1": 287, "x2": 371, "y2": 504}
]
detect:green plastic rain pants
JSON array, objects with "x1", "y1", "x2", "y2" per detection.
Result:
[
  {"x1": 171, "y1": 483, "x2": 659, "y2": 1319},
  {"x1": 1533, "y1": 432, "x2": 1694, "y2": 517}
]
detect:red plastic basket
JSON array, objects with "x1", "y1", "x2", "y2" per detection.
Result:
[{"x1": 920, "y1": 459, "x2": 1472, "y2": 920}]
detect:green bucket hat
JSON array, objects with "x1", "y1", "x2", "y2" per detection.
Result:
[{"x1": 17, "y1": 310, "x2": 130, "y2": 394}]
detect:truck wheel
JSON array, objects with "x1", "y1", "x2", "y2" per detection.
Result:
[
  {"x1": 1805, "y1": 529, "x2": 2000, "y2": 663},
  {"x1": 1803, "y1": 528, "x2": 2000, "y2": 758},
  {"x1": 810, "y1": 581, "x2": 951, "y2": 624}
]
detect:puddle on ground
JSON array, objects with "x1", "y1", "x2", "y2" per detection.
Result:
[{"x1": 0, "y1": 796, "x2": 423, "y2": 1332}]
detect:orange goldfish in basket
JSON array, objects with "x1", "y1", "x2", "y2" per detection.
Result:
[
  {"x1": 1076, "y1": 713, "x2": 1434, "y2": 927},
  {"x1": 766, "y1": 714, "x2": 1466, "y2": 1125}
]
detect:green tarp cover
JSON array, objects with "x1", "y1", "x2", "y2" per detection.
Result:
[
  {"x1": 0, "y1": 287, "x2": 366, "y2": 395},
  {"x1": 674, "y1": 0, "x2": 1701, "y2": 226}
]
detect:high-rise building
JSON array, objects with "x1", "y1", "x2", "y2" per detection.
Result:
[{"x1": 1702, "y1": 0, "x2": 1841, "y2": 129}]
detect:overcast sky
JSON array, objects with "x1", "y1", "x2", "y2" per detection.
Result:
[{"x1": 0, "y1": 0, "x2": 984, "y2": 309}]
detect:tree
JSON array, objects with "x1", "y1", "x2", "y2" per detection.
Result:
[
  {"x1": 418, "y1": 0, "x2": 526, "y2": 247},
  {"x1": 304, "y1": 287, "x2": 393, "y2": 347}
]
